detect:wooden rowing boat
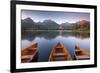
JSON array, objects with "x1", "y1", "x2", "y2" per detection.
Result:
[
  {"x1": 49, "y1": 42, "x2": 72, "y2": 61},
  {"x1": 21, "y1": 43, "x2": 38, "y2": 63},
  {"x1": 74, "y1": 45, "x2": 90, "y2": 60}
]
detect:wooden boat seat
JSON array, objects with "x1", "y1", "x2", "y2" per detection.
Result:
[
  {"x1": 74, "y1": 49, "x2": 81, "y2": 52},
  {"x1": 53, "y1": 56, "x2": 66, "y2": 61},
  {"x1": 21, "y1": 55, "x2": 30, "y2": 60},
  {"x1": 75, "y1": 51, "x2": 83, "y2": 55},
  {"x1": 31, "y1": 47, "x2": 37, "y2": 50},
  {"x1": 27, "y1": 48, "x2": 37, "y2": 51},
  {"x1": 22, "y1": 55, "x2": 33, "y2": 59},
  {"x1": 21, "y1": 54, "x2": 35, "y2": 62},
  {"x1": 53, "y1": 53, "x2": 66, "y2": 56},
  {"x1": 22, "y1": 48, "x2": 37, "y2": 55},
  {"x1": 76, "y1": 55, "x2": 90, "y2": 60},
  {"x1": 55, "y1": 48, "x2": 63, "y2": 53}
]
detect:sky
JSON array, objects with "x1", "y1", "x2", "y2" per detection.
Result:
[{"x1": 21, "y1": 10, "x2": 90, "y2": 24}]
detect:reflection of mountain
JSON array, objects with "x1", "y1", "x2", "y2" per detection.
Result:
[
  {"x1": 21, "y1": 18, "x2": 90, "y2": 32},
  {"x1": 22, "y1": 30, "x2": 90, "y2": 41},
  {"x1": 22, "y1": 31, "x2": 58, "y2": 41}
]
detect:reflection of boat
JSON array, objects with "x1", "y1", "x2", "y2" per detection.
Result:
[
  {"x1": 49, "y1": 42, "x2": 72, "y2": 61},
  {"x1": 21, "y1": 43, "x2": 38, "y2": 63},
  {"x1": 74, "y1": 45, "x2": 90, "y2": 60}
]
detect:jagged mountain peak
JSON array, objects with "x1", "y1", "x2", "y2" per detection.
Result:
[{"x1": 23, "y1": 17, "x2": 34, "y2": 24}]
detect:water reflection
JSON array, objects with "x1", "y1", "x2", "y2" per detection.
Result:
[
  {"x1": 21, "y1": 30, "x2": 90, "y2": 62},
  {"x1": 22, "y1": 30, "x2": 90, "y2": 40}
]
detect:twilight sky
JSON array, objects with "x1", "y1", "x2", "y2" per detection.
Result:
[{"x1": 21, "y1": 10, "x2": 90, "y2": 24}]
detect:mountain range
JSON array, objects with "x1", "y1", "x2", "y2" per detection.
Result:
[{"x1": 21, "y1": 17, "x2": 90, "y2": 30}]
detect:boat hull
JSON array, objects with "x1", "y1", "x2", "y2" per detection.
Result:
[
  {"x1": 74, "y1": 45, "x2": 90, "y2": 60},
  {"x1": 21, "y1": 43, "x2": 38, "y2": 63},
  {"x1": 49, "y1": 42, "x2": 72, "y2": 61}
]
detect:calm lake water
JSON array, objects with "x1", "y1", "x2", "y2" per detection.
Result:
[{"x1": 21, "y1": 30, "x2": 90, "y2": 62}]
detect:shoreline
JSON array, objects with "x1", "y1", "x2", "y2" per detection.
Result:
[{"x1": 23, "y1": 29, "x2": 90, "y2": 33}]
